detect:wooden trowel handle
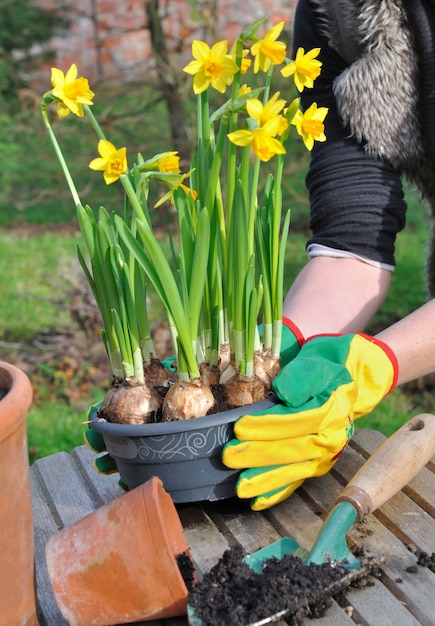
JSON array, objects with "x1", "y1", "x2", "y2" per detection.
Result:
[{"x1": 336, "y1": 413, "x2": 435, "y2": 519}]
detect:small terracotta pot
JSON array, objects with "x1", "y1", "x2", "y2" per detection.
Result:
[
  {"x1": 46, "y1": 476, "x2": 192, "y2": 625},
  {"x1": 0, "y1": 361, "x2": 37, "y2": 626}
]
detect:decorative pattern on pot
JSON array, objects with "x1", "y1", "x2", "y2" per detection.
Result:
[{"x1": 91, "y1": 396, "x2": 277, "y2": 503}]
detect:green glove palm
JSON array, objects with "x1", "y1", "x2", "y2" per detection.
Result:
[
  {"x1": 278, "y1": 317, "x2": 305, "y2": 366},
  {"x1": 84, "y1": 401, "x2": 118, "y2": 474},
  {"x1": 222, "y1": 333, "x2": 398, "y2": 511}
]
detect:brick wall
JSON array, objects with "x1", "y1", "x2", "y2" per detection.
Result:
[{"x1": 34, "y1": 0, "x2": 298, "y2": 86}]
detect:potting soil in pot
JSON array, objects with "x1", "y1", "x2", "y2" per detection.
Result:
[{"x1": 188, "y1": 544, "x2": 378, "y2": 626}]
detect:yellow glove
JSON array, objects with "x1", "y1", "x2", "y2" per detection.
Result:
[{"x1": 222, "y1": 333, "x2": 398, "y2": 510}]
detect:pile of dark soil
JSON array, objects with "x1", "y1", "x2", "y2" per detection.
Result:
[
  {"x1": 177, "y1": 551, "x2": 196, "y2": 591},
  {"x1": 417, "y1": 551, "x2": 435, "y2": 573},
  {"x1": 188, "y1": 545, "x2": 361, "y2": 626}
]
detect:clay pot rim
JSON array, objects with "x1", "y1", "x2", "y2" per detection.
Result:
[
  {"x1": 0, "y1": 361, "x2": 33, "y2": 444},
  {"x1": 90, "y1": 394, "x2": 277, "y2": 436}
]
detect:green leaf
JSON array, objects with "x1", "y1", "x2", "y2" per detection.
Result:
[
  {"x1": 189, "y1": 207, "x2": 210, "y2": 340},
  {"x1": 240, "y1": 17, "x2": 268, "y2": 41},
  {"x1": 115, "y1": 215, "x2": 200, "y2": 379}
]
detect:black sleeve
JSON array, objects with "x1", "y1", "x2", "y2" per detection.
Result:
[{"x1": 291, "y1": 0, "x2": 407, "y2": 267}]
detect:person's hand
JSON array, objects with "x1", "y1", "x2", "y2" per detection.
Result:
[
  {"x1": 83, "y1": 401, "x2": 119, "y2": 474},
  {"x1": 222, "y1": 333, "x2": 398, "y2": 510},
  {"x1": 275, "y1": 317, "x2": 305, "y2": 366}
]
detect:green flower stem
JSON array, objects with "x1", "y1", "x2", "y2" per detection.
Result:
[
  {"x1": 238, "y1": 144, "x2": 251, "y2": 210},
  {"x1": 116, "y1": 215, "x2": 201, "y2": 381},
  {"x1": 262, "y1": 65, "x2": 273, "y2": 104},
  {"x1": 83, "y1": 104, "x2": 107, "y2": 141},
  {"x1": 120, "y1": 174, "x2": 149, "y2": 223},
  {"x1": 205, "y1": 118, "x2": 229, "y2": 242},
  {"x1": 272, "y1": 318, "x2": 283, "y2": 357},
  {"x1": 274, "y1": 208, "x2": 291, "y2": 355},
  {"x1": 226, "y1": 128, "x2": 237, "y2": 230},
  {"x1": 232, "y1": 328, "x2": 246, "y2": 374},
  {"x1": 40, "y1": 106, "x2": 81, "y2": 207},
  {"x1": 248, "y1": 156, "x2": 261, "y2": 253},
  {"x1": 225, "y1": 39, "x2": 243, "y2": 227},
  {"x1": 271, "y1": 153, "x2": 284, "y2": 309},
  {"x1": 112, "y1": 308, "x2": 134, "y2": 378},
  {"x1": 198, "y1": 91, "x2": 210, "y2": 148}
]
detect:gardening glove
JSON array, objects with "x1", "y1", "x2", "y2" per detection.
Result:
[
  {"x1": 274, "y1": 317, "x2": 305, "y2": 366},
  {"x1": 83, "y1": 401, "x2": 119, "y2": 474},
  {"x1": 222, "y1": 333, "x2": 398, "y2": 511}
]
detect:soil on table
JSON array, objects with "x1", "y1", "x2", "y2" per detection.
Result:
[
  {"x1": 177, "y1": 551, "x2": 196, "y2": 591},
  {"x1": 187, "y1": 544, "x2": 376, "y2": 626},
  {"x1": 417, "y1": 551, "x2": 435, "y2": 573}
]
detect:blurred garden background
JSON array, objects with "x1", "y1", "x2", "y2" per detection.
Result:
[{"x1": 1, "y1": 0, "x2": 434, "y2": 462}]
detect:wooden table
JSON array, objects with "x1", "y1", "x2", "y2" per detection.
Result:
[{"x1": 31, "y1": 427, "x2": 435, "y2": 626}]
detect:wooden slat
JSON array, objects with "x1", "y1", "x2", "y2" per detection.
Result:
[
  {"x1": 341, "y1": 577, "x2": 423, "y2": 626},
  {"x1": 352, "y1": 427, "x2": 435, "y2": 517},
  {"x1": 31, "y1": 472, "x2": 67, "y2": 626},
  {"x1": 354, "y1": 426, "x2": 435, "y2": 472},
  {"x1": 204, "y1": 498, "x2": 282, "y2": 554},
  {"x1": 333, "y1": 445, "x2": 435, "y2": 554},
  {"x1": 178, "y1": 505, "x2": 231, "y2": 576},
  {"x1": 31, "y1": 451, "x2": 97, "y2": 527},
  {"x1": 71, "y1": 444, "x2": 124, "y2": 505},
  {"x1": 302, "y1": 468, "x2": 435, "y2": 625}
]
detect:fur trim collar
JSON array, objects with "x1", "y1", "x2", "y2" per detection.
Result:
[{"x1": 310, "y1": 0, "x2": 419, "y2": 166}]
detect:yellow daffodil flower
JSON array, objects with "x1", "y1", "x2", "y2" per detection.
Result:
[
  {"x1": 50, "y1": 64, "x2": 94, "y2": 117},
  {"x1": 250, "y1": 21, "x2": 287, "y2": 74},
  {"x1": 246, "y1": 93, "x2": 287, "y2": 134},
  {"x1": 154, "y1": 170, "x2": 198, "y2": 207},
  {"x1": 157, "y1": 151, "x2": 181, "y2": 173},
  {"x1": 239, "y1": 51, "x2": 252, "y2": 75},
  {"x1": 228, "y1": 116, "x2": 286, "y2": 162},
  {"x1": 180, "y1": 184, "x2": 198, "y2": 201},
  {"x1": 89, "y1": 139, "x2": 127, "y2": 184},
  {"x1": 140, "y1": 151, "x2": 181, "y2": 173},
  {"x1": 238, "y1": 84, "x2": 252, "y2": 96},
  {"x1": 229, "y1": 43, "x2": 252, "y2": 75},
  {"x1": 291, "y1": 102, "x2": 328, "y2": 150},
  {"x1": 281, "y1": 47, "x2": 322, "y2": 92},
  {"x1": 183, "y1": 40, "x2": 239, "y2": 94}
]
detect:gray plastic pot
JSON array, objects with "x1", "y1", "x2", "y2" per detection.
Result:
[{"x1": 90, "y1": 396, "x2": 277, "y2": 503}]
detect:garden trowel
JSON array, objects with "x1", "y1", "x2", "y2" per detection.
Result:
[{"x1": 187, "y1": 412, "x2": 435, "y2": 626}]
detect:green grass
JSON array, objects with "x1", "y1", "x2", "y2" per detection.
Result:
[
  {"x1": 26, "y1": 390, "x2": 100, "y2": 462},
  {"x1": 0, "y1": 230, "x2": 78, "y2": 341}
]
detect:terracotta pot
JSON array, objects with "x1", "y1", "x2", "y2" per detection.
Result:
[
  {"x1": 45, "y1": 476, "x2": 192, "y2": 625},
  {"x1": 90, "y1": 395, "x2": 277, "y2": 503},
  {"x1": 0, "y1": 361, "x2": 37, "y2": 626}
]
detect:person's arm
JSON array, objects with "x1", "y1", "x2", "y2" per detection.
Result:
[
  {"x1": 376, "y1": 299, "x2": 435, "y2": 385},
  {"x1": 283, "y1": 255, "x2": 435, "y2": 385},
  {"x1": 283, "y1": 256, "x2": 391, "y2": 335}
]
